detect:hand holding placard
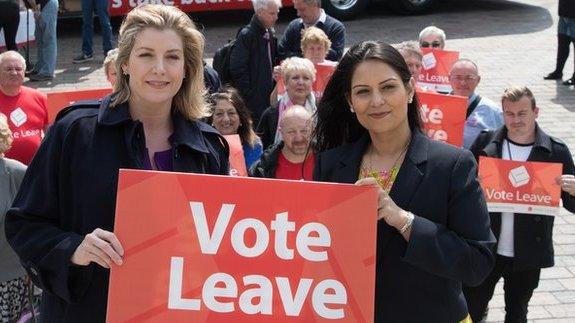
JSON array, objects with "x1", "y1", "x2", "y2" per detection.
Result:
[
  {"x1": 71, "y1": 228, "x2": 124, "y2": 268},
  {"x1": 557, "y1": 174, "x2": 575, "y2": 196}
]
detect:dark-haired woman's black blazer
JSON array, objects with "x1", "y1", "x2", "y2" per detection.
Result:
[{"x1": 313, "y1": 131, "x2": 496, "y2": 323}]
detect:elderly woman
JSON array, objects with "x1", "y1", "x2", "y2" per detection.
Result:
[
  {"x1": 208, "y1": 86, "x2": 263, "y2": 168},
  {"x1": 313, "y1": 40, "x2": 494, "y2": 322},
  {"x1": 258, "y1": 56, "x2": 316, "y2": 150},
  {"x1": 395, "y1": 40, "x2": 422, "y2": 80},
  {"x1": 102, "y1": 48, "x2": 119, "y2": 87},
  {"x1": 0, "y1": 113, "x2": 28, "y2": 323},
  {"x1": 270, "y1": 27, "x2": 336, "y2": 106},
  {"x1": 419, "y1": 25, "x2": 446, "y2": 49},
  {"x1": 5, "y1": 5, "x2": 229, "y2": 322}
]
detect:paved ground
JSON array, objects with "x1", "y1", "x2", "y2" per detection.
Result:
[{"x1": 15, "y1": 0, "x2": 575, "y2": 321}]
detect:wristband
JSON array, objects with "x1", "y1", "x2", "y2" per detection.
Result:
[{"x1": 399, "y1": 211, "x2": 414, "y2": 234}]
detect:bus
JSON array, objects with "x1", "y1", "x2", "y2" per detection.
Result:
[{"x1": 59, "y1": 0, "x2": 438, "y2": 20}]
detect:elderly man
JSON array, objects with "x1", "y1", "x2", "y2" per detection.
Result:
[
  {"x1": 418, "y1": 25, "x2": 446, "y2": 49},
  {"x1": 278, "y1": 0, "x2": 345, "y2": 61},
  {"x1": 250, "y1": 106, "x2": 314, "y2": 180},
  {"x1": 449, "y1": 58, "x2": 503, "y2": 149},
  {"x1": 230, "y1": 0, "x2": 281, "y2": 124},
  {"x1": 464, "y1": 86, "x2": 575, "y2": 323},
  {"x1": 0, "y1": 51, "x2": 48, "y2": 164}
]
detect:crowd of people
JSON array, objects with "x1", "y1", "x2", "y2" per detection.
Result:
[{"x1": 0, "y1": 1, "x2": 575, "y2": 323}]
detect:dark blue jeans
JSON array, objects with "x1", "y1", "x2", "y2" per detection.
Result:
[{"x1": 81, "y1": 0, "x2": 112, "y2": 56}]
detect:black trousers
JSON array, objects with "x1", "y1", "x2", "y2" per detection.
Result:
[
  {"x1": 0, "y1": 1, "x2": 20, "y2": 51},
  {"x1": 463, "y1": 255, "x2": 541, "y2": 323}
]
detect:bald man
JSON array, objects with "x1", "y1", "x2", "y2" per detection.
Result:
[
  {"x1": 449, "y1": 59, "x2": 503, "y2": 149},
  {"x1": 250, "y1": 106, "x2": 315, "y2": 180}
]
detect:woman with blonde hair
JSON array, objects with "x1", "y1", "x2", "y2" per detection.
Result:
[
  {"x1": 0, "y1": 113, "x2": 29, "y2": 323},
  {"x1": 5, "y1": 5, "x2": 229, "y2": 322},
  {"x1": 270, "y1": 27, "x2": 336, "y2": 106},
  {"x1": 258, "y1": 56, "x2": 316, "y2": 149}
]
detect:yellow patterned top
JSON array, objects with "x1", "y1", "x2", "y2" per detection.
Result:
[{"x1": 359, "y1": 167, "x2": 399, "y2": 193}]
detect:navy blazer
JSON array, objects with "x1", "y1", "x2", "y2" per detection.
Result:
[
  {"x1": 469, "y1": 125, "x2": 575, "y2": 270},
  {"x1": 5, "y1": 97, "x2": 229, "y2": 323},
  {"x1": 314, "y1": 131, "x2": 496, "y2": 322}
]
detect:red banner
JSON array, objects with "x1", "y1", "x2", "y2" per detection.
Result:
[
  {"x1": 47, "y1": 88, "x2": 112, "y2": 123},
  {"x1": 223, "y1": 135, "x2": 247, "y2": 177},
  {"x1": 417, "y1": 91, "x2": 467, "y2": 147},
  {"x1": 417, "y1": 48, "x2": 459, "y2": 93},
  {"x1": 107, "y1": 170, "x2": 377, "y2": 322},
  {"x1": 478, "y1": 156, "x2": 562, "y2": 216},
  {"x1": 276, "y1": 63, "x2": 336, "y2": 101}
]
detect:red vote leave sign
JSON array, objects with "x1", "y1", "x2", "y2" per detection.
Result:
[
  {"x1": 417, "y1": 91, "x2": 467, "y2": 147},
  {"x1": 47, "y1": 88, "x2": 112, "y2": 123},
  {"x1": 107, "y1": 170, "x2": 377, "y2": 322},
  {"x1": 417, "y1": 48, "x2": 459, "y2": 93},
  {"x1": 478, "y1": 156, "x2": 562, "y2": 216}
]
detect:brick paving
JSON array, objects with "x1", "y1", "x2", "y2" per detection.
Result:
[{"x1": 14, "y1": 0, "x2": 575, "y2": 321}]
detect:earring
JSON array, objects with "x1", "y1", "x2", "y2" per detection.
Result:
[{"x1": 408, "y1": 96, "x2": 413, "y2": 104}]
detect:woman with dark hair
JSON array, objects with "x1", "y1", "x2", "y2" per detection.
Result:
[
  {"x1": 208, "y1": 86, "x2": 263, "y2": 168},
  {"x1": 313, "y1": 40, "x2": 495, "y2": 322}
]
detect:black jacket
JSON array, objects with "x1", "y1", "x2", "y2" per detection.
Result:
[
  {"x1": 229, "y1": 14, "x2": 277, "y2": 124},
  {"x1": 278, "y1": 13, "x2": 345, "y2": 61},
  {"x1": 314, "y1": 131, "x2": 495, "y2": 322},
  {"x1": 559, "y1": 0, "x2": 575, "y2": 18},
  {"x1": 249, "y1": 142, "x2": 283, "y2": 178},
  {"x1": 469, "y1": 125, "x2": 575, "y2": 270},
  {"x1": 5, "y1": 97, "x2": 229, "y2": 323},
  {"x1": 256, "y1": 103, "x2": 279, "y2": 150}
]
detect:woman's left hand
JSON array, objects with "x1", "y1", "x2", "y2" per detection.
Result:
[{"x1": 355, "y1": 177, "x2": 408, "y2": 229}]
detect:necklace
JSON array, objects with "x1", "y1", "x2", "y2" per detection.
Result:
[{"x1": 361, "y1": 136, "x2": 411, "y2": 193}]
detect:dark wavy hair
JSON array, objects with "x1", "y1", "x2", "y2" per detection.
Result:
[
  {"x1": 207, "y1": 86, "x2": 259, "y2": 147},
  {"x1": 314, "y1": 40, "x2": 422, "y2": 152}
]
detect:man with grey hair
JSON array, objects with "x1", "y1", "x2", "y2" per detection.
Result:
[
  {"x1": 230, "y1": 0, "x2": 281, "y2": 124},
  {"x1": 250, "y1": 105, "x2": 315, "y2": 180},
  {"x1": 0, "y1": 51, "x2": 48, "y2": 164},
  {"x1": 418, "y1": 25, "x2": 446, "y2": 49},
  {"x1": 278, "y1": 0, "x2": 345, "y2": 61},
  {"x1": 449, "y1": 58, "x2": 503, "y2": 149}
]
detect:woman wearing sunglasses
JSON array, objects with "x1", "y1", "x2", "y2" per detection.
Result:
[{"x1": 419, "y1": 25, "x2": 446, "y2": 49}]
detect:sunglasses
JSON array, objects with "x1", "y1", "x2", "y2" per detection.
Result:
[{"x1": 420, "y1": 41, "x2": 442, "y2": 48}]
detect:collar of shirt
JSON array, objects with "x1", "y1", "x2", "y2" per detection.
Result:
[
  {"x1": 468, "y1": 92, "x2": 479, "y2": 104},
  {"x1": 303, "y1": 9, "x2": 327, "y2": 28}
]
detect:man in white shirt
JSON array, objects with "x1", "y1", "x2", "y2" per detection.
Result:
[
  {"x1": 449, "y1": 59, "x2": 504, "y2": 149},
  {"x1": 464, "y1": 86, "x2": 575, "y2": 323}
]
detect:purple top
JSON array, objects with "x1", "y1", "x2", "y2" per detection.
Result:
[{"x1": 142, "y1": 148, "x2": 173, "y2": 171}]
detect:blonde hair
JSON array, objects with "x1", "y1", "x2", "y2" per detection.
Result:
[
  {"x1": 281, "y1": 57, "x2": 317, "y2": 82},
  {"x1": 301, "y1": 26, "x2": 331, "y2": 55},
  {"x1": 113, "y1": 5, "x2": 208, "y2": 120},
  {"x1": 103, "y1": 48, "x2": 119, "y2": 77},
  {"x1": 501, "y1": 86, "x2": 536, "y2": 110},
  {"x1": 0, "y1": 113, "x2": 13, "y2": 155},
  {"x1": 395, "y1": 41, "x2": 422, "y2": 60}
]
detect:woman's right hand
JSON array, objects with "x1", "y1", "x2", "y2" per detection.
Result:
[{"x1": 71, "y1": 228, "x2": 124, "y2": 268}]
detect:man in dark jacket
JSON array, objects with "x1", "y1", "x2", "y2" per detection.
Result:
[
  {"x1": 278, "y1": 0, "x2": 345, "y2": 61},
  {"x1": 229, "y1": 0, "x2": 281, "y2": 124},
  {"x1": 464, "y1": 86, "x2": 575, "y2": 323},
  {"x1": 250, "y1": 106, "x2": 315, "y2": 180}
]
